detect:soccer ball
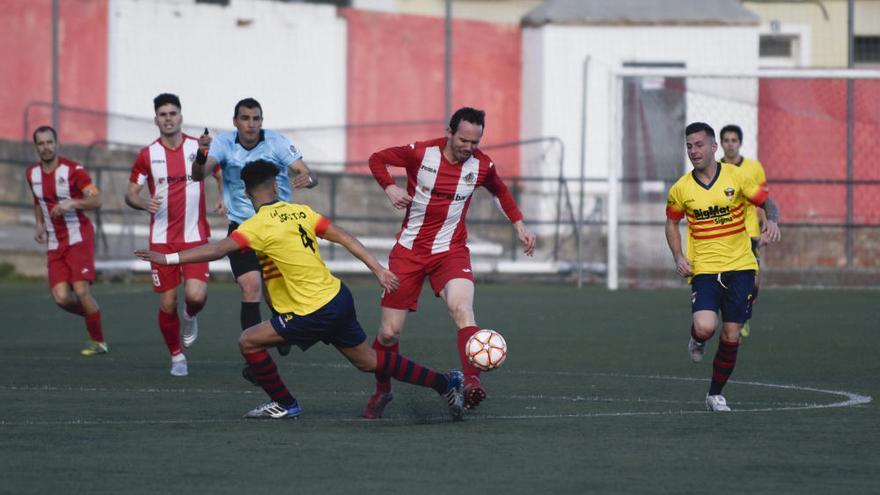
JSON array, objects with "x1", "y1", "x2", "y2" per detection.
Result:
[{"x1": 466, "y1": 329, "x2": 507, "y2": 371}]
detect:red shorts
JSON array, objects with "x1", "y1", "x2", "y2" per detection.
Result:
[
  {"x1": 381, "y1": 244, "x2": 473, "y2": 311},
  {"x1": 47, "y1": 239, "x2": 96, "y2": 288},
  {"x1": 149, "y1": 242, "x2": 210, "y2": 293}
]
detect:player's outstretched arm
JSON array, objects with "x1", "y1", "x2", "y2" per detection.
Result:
[
  {"x1": 321, "y1": 222, "x2": 399, "y2": 292},
  {"x1": 135, "y1": 237, "x2": 240, "y2": 265}
]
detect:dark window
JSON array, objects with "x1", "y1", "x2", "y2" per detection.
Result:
[
  {"x1": 760, "y1": 36, "x2": 794, "y2": 58},
  {"x1": 855, "y1": 36, "x2": 880, "y2": 64}
]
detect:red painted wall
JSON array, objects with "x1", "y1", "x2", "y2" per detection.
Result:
[
  {"x1": 0, "y1": 0, "x2": 108, "y2": 144},
  {"x1": 342, "y1": 9, "x2": 521, "y2": 177},
  {"x1": 758, "y1": 79, "x2": 880, "y2": 225}
]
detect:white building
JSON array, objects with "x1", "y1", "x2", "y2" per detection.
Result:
[
  {"x1": 520, "y1": 0, "x2": 761, "y2": 224},
  {"x1": 107, "y1": 0, "x2": 347, "y2": 169}
]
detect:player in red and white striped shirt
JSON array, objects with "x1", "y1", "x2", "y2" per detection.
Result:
[
  {"x1": 125, "y1": 93, "x2": 222, "y2": 376},
  {"x1": 364, "y1": 107, "x2": 536, "y2": 418},
  {"x1": 27, "y1": 126, "x2": 108, "y2": 356}
]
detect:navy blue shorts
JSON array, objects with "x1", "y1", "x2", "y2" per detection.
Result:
[
  {"x1": 691, "y1": 270, "x2": 756, "y2": 324},
  {"x1": 270, "y1": 283, "x2": 367, "y2": 351}
]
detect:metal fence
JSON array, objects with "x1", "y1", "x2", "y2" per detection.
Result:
[
  {"x1": 6, "y1": 74, "x2": 880, "y2": 288},
  {"x1": 605, "y1": 68, "x2": 880, "y2": 288}
]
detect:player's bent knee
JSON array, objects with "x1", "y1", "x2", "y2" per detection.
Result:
[
  {"x1": 240, "y1": 287, "x2": 261, "y2": 302},
  {"x1": 184, "y1": 296, "x2": 207, "y2": 310},
  {"x1": 238, "y1": 335, "x2": 257, "y2": 354},
  {"x1": 378, "y1": 328, "x2": 401, "y2": 345},
  {"x1": 693, "y1": 325, "x2": 715, "y2": 340},
  {"x1": 239, "y1": 332, "x2": 275, "y2": 354},
  {"x1": 353, "y1": 360, "x2": 374, "y2": 373}
]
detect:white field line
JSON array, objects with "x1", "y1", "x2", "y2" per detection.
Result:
[{"x1": 0, "y1": 372, "x2": 870, "y2": 426}]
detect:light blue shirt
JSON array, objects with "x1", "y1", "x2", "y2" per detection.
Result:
[{"x1": 209, "y1": 129, "x2": 303, "y2": 224}]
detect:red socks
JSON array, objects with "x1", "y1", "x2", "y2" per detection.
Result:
[
  {"x1": 158, "y1": 309, "x2": 182, "y2": 356},
  {"x1": 457, "y1": 325, "x2": 482, "y2": 378},
  {"x1": 84, "y1": 310, "x2": 104, "y2": 343}
]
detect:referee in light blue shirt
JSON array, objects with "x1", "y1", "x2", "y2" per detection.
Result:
[{"x1": 192, "y1": 97, "x2": 317, "y2": 365}]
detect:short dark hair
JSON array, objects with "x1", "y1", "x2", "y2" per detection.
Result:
[
  {"x1": 719, "y1": 124, "x2": 743, "y2": 143},
  {"x1": 153, "y1": 93, "x2": 181, "y2": 112},
  {"x1": 234, "y1": 98, "x2": 263, "y2": 119},
  {"x1": 32, "y1": 126, "x2": 57, "y2": 143},
  {"x1": 241, "y1": 160, "x2": 278, "y2": 192},
  {"x1": 685, "y1": 122, "x2": 715, "y2": 140},
  {"x1": 449, "y1": 107, "x2": 485, "y2": 134}
]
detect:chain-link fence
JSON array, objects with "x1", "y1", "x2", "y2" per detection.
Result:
[
  {"x1": 606, "y1": 68, "x2": 880, "y2": 288},
  {"x1": 6, "y1": 73, "x2": 880, "y2": 289},
  {"x1": 1, "y1": 117, "x2": 591, "y2": 282}
]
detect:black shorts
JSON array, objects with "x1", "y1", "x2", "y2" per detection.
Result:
[{"x1": 227, "y1": 222, "x2": 261, "y2": 279}]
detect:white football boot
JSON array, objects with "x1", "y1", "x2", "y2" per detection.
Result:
[
  {"x1": 170, "y1": 354, "x2": 188, "y2": 377},
  {"x1": 705, "y1": 394, "x2": 731, "y2": 412},
  {"x1": 182, "y1": 313, "x2": 199, "y2": 348}
]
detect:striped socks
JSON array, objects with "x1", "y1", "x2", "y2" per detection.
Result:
[
  {"x1": 375, "y1": 350, "x2": 448, "y2": 395},
  {"x1": 243, "y1": 350, "x2": 296, "y2": 407},
  {"x1": 709, "y1": 337, "x2": 740, "y2": 395}
]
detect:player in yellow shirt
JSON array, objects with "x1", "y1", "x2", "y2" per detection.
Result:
[
  {"x1": 136, "y1": 160, "x2": 464, "y2": 420},
  {"x1": 719, "y1": 124, "x2": 781, "y2": 336},
  {"x1": 665, "y1": 122, "x2": 771, "y2": 412}
]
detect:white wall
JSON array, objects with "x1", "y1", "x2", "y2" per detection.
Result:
[
  {"x1": 521, "y1": 23, "x2": 761, "y2": 275},
  {"x1": 107, "y1": 0, "x2": 347, "y2": 168},
  {"x1": 523, "y1": 24, "x2": 760, "y2": 180},
  {"x1": 520, "y1": 24, "x2": 760, "y2": 230}
]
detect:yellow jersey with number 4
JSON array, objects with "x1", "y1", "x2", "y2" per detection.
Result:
[
  {"x1": 667, "y1": 163, "x2": 768, "y2": 275},
  {"x1": 230, "y1": 201, "x2": 340, "y2": 315}
]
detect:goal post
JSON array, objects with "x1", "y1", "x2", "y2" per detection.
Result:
[{"x1": 605, "y1": 67, "x2": 880, "y2": 290}]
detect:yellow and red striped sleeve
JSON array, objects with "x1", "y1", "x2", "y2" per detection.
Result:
[
  {"x1": 666, "y1": 205, "x2": 685, "y2": 221},
  {"x1": 229, "y1": 230, "x2": 250, "y2": 249},
  {"x1": 734, "y1": 164, "x2": 768, "y2": 207},
  {"x1": 748, "y1": 189, "x2": 769, "y2": 207},
  {"x1": 666, "y1": 182, "x2": 686, "y2": 221},
  {"x1": 315, "y1": 215, "x2": 331, "y2": 238}
]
